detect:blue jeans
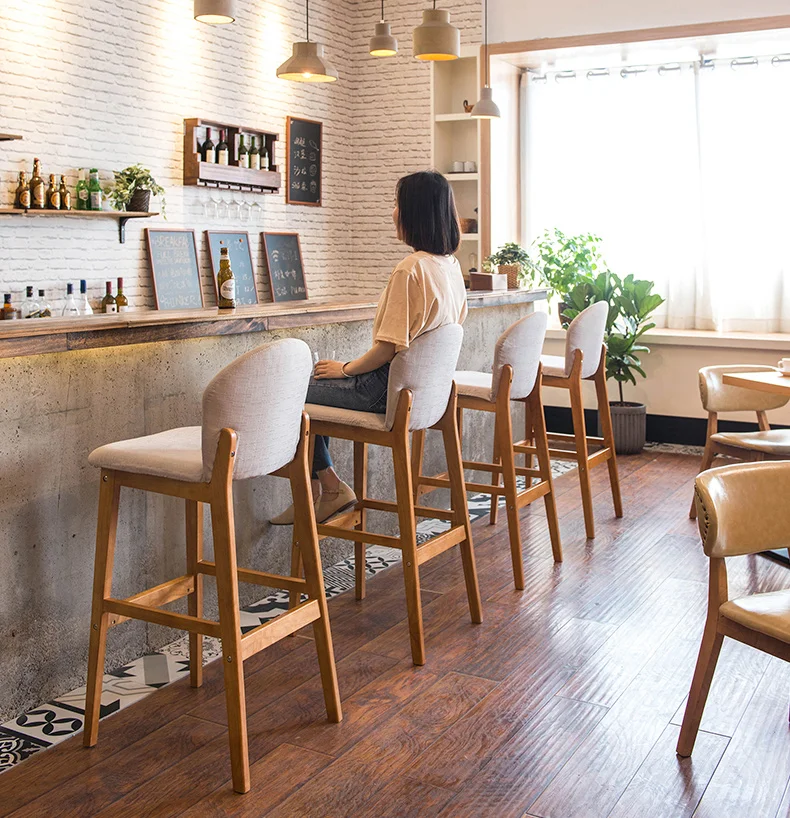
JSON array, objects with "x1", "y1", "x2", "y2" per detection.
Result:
[{"x1": 306, "y1": 363, "x2": 390, "y2": 478}]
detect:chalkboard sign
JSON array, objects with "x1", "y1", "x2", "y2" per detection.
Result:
[
  {"x1": 286, "y1": 116, "x2": 322, "y2": 206},
  {"x1": 146, "y1": 229, "x2": 204, "y2": 311},
  {"x1": 206, "y1": 231, "x2": 258, "y2": 306},
  {"x1": 262, "y1": 232, "x2": 308, "y2": 302}
]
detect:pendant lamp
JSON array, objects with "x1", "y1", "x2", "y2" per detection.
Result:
[
  {"x1": 413, "y1": 1, "x2": 460, "y2": 62},
  {"x1": 194, "y1": 0, "x2": 236, "y2": 25},
  {"x1": 470, "y1": 0, "x2": 500, "y2": 118},
  {"x1": 370, "y1": 0, "x2": 398, "y2": 57},
  {"x1": 277, "y1": 0, "x2": 339, "y2": 83}
]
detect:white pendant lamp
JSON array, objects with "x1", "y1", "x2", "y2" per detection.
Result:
[
  {"x1": 470, "y1": 0, "x2": 500, "y2": 118},
  {"x1": 194, "y1": 0, "x2": 236, "y2": 25},
  {"x1": 413, "y1": 1, "x2": 460, "y2": 62},
  {"x1": 277, "y1": 0, "x2": 339, "y2": 83},
  {"x1": 369, "y1": 0, "x2": 398, "y2": 57}
]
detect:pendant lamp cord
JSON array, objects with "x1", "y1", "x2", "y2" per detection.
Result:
[
  {"x1": 381, "y1": 0, "x2": 384, "y2": 22},
  {"x1": 484, "y1": 0, "x2": 489, "y2": 86},
  {"x1": 306, "y1": 0, "x2": 310, "y2": 41}
]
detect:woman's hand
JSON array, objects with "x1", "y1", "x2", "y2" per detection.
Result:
[{"x1": 314, "y1": 359, "x2": 347, "y2": 380}]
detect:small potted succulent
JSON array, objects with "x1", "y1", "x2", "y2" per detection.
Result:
[
  {"x1": 109, "y1": 164, "x2": 166, "y2": 216},
  {"x1": 485, "y1": 243, "x2": 533, "y2": 289}
]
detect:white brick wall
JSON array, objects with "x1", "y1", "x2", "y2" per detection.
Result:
[{"x1": 0, "y1": 0, "x2": 480, "y2": 313}]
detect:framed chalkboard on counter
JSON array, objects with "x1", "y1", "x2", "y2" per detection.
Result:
[
  {"x1": 146, "y1": 229, "x2": 204, "y2": 310},
  {"x1": 262, "y1": 232, "x2": 308, "y2": 302},
  {"x1": 206, "y1": 231, "x2": 258, "y2": 306},
  {"x1": 286, "y1": 116, "x2": 322, "y2": 207}
]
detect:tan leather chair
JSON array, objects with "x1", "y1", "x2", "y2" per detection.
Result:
[
  {"x1": 677, "y1": 461, "x2": 790, "y2": 758},
  {"x1": 689, "y1": 365, "x2": 790, "y2": 519}
]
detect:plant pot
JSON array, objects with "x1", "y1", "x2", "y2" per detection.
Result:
[
  {"x1": 599, "y1": 401, "x2": 646, "y2": 455},
  {"x1": 498, "y1": 263, "x2": 521, "y2": 290},
  {"x1": 558, "y1": 300, "x2": 571, "y2": 328},
  {"x1": 128, "y1": 188, "x2": 151, "y2": 213}
]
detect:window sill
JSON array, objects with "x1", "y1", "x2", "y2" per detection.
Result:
[{"x1": 545, "y1": 327, "x2": 790, "y2": 351}]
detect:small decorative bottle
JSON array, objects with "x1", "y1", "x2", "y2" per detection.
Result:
[
  {"x1": 217, "y1": 245, "x2": 236, "y2": 309},
  {"x1": 79, "y1": 280, "x2": 93, "y2": 316},
  {"x1": 62, "y1": 283, "x2": 80, "y2": 317}
]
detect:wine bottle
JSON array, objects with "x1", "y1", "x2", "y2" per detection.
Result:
[
  {"x1": 2, "y1": 294, "x2": 16, "y2": 320},
  {"x1": 262, "y1": 142, "x2": 270, "y2": 171},
  {"x1": 101, "y1": 281, "x2": 117, "y2": 313},
  {"x1": 116, "y1": 277, "x2": 129, "y2": 312},
  {"x1": 79, "y1": 280, "x2": 93, "y2": 316},
  {"x1": 202, "y1": 127, "x2": 216, "y2": 163},
  {"x1": 238, "y1": 134, "x2": 249, "y2": 168},
  {"x1": 62, "y1": 283, "x2": 80, "y2": 317},
  {"x1": 22, "y1": 285, "x2": 39, "y2": 319},
  {"x1": 217, "y1": 245, "x2": 236, "y2": 309},
  {"x1": 249, "y1": 136, "x2": 260, "y2": 171},
  {"x1": 217, "y1": 129, "x2": 229, "y2": 165},
  {"x1": 30, "y1": 159, "x2": 46, "y2": 209},
  {"x1": 75, "y1": 169, "x2": 89, "y2": 211},
  {"x1": 38, "y1": 289, "x2": 52, "y2": 318},
  {"x1": 88, "y1": 168, "x2": 102, "y2": 211},
  {"x1": 60, "y1": 176, "x2": 71, "y2": 211},
  {"x1": 14, "y1": 172, "x2": 31, "y2": 209},
  {"x1": 47, "y1": 174, "x2": 61, "y2": 210}
]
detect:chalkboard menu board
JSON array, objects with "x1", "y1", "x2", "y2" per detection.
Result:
[
  {"x1": 286, "y1": 116, "x2": 322, "y2": 206},
  {"x1": 262, "y1": 232, "x2": 308, "y2": 302},
  {"x1": 146, "y1": 229, "x2": 204, "y2": 310},
  {"x1": 206, "y1": 231, "x2": 258, "y2": 306}
]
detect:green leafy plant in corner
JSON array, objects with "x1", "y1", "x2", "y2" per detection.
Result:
[
  {"x1": 484, "y1": 242, "x2": 535, "y2": 286},
  {"x1": 563, "y1": 272, "x2": 665, "y2": 404},
  {"x1": 109, "y1": 164, "x2": 166, "y2": 217},
  {"x1": 525, "y1": 228, "x2": 606, "y2": 301}
]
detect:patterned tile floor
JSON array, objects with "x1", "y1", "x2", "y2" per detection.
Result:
[{"x1": 0, "y1": 446, "x2": 695, "y2": 774}]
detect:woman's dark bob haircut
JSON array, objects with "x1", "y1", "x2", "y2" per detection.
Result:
[{"x1": 396, "y1": 170, "x2": 461, "y2": 256}]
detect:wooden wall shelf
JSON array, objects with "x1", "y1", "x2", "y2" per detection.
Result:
[
  {"x1": 184, "y1": 118, "x2": 281, "y2": 193},
  {"x1": 0, "y1": 209, "x2": 158, "y2": 243},
  {"x1": 0, "y1": 133, "x2": 23, "y2": 142}
]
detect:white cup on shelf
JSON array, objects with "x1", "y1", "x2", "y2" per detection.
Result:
[
  {"x1": 778, "y1": 357, "x2": 790, "y2": 374},
  {"x1": 452, "y1": 161, "x2": 464, "y2": 173},
  {"x1": 464, "y1": 160, "x2": 476, "y2": 173}
]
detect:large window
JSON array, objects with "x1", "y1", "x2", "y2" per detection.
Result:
[{"x1": 519, "y1": 46, "x2": 790, "y2": 332}]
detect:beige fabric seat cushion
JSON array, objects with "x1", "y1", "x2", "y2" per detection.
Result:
[
  {"x1": 720, "y1": 590, "x2": 790, "y2": 644},
  {"x1": 305, "y1": 403, "x2": 388, "y2": 432},
  {"x1": 88, "y1": 426, "x2": 204, "y2": 482},
  {"x1": 540, "y1": 354, "x2": 567, "y2": 378},
  {"x1": 711, "y1": 429, "x2": 790, "y2": 456},
  {"x1": 454, "y1": 371, "x2": 494, "y2": 402}
]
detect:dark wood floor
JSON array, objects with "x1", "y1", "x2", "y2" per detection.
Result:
[{"x1": 3, "y1": 449, "x2": 790, "y2": 817}]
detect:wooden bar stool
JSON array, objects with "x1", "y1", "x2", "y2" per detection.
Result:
[
  {"x1": 83, "y1": 339, "x2": 341, "y2": 794},
  {"x1": 412, "y1": 312, "x2": 562, "y2": 591},
  {"x1": 689, "y1": 364, "x2": 790, "y2": 519},
  {"x1": 299, "y1": 324, "x2": 482, "y2": 666},
  {"x1": 540, "y1": 301, "x2": 622, "y2": 539}
]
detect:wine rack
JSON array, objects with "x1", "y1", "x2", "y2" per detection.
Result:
[{"x1": 183, "y1": 118, "x2": 281, "y2": 193}]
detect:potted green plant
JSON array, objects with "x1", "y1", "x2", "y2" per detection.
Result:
[
  {"x1": 109, "y1": 164, "x2": 166, "y2": 216},
  {"x1": 485, "y1": 243, "x2": 533, "y2": 290},
  {"x1": 563, "y1": 272, "x2": 665, "y2": 454}
]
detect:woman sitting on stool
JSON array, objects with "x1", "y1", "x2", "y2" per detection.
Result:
[{"x1": 271, "y1": 170, "x2": 468, "y2": 525}]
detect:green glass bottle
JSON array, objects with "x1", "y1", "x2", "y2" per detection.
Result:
[
  {"x1": 249, "y1": 136, "x2": 260, "y2": 171},
  {"x1": 238, "y1": 134, "x2": 249, "y2": 168},
  {"x1": 88, "y1": 168, "x2": 102, "y2": 211},
  {"x1": 75, "y1": 169, "x2": 89, "y2": 211}
]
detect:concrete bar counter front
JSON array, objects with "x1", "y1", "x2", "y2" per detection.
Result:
[{"x1": 0, "y1": 288, "x2": 546, "y2": 722}]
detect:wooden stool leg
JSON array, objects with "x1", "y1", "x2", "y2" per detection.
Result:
[
  {"x1": 354, "y1": 440, "x2": 368, "y2": 600},
  {"x1": 530, "y1": 388, "x2": 562, "y2": 562},
  {"x1": 523, "y1": 397, "x2": 535, "y2": 477},
  {"x1": 393, "y1": 429, "x2": 426, "y2": 666},
  {"x1": 288, "y1": 540, "x2": 304, "y2": 612},
  {"x1": 440, "y1": 398, "x2": 483, "y2": 624},
  {"x1": 570, "y1": 376, "x2": 595, "y2": 539},
  {"x1": 83, "y1": 470, "x2": 121, "y2": 748},
  {"x1": 489, "y1": 434, "x2": 501, "y2": 525},
  {"x1": 496, "y1": 402, "x2": 525, "y2": 590},
  {"x1": 185, "y1": 500, "x2": 204, "y2": 688},
  {"x1": 210, "y1": 437, "x2": 250, "y2": 794},
  {"x1": 594, "y1": 365, "x2": 623, "y2": 519}
]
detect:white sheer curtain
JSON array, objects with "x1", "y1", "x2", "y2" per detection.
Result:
[{"x1": 522, "y1": 59, "x2": 790, "y2": 332}]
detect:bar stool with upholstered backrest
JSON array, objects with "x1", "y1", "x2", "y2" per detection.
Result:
[
  {"x1": 411, "y1": 312, "x2": 562, "y2": 590},
  {"x1": 539, "y1": 301, "x2": 623, "y2": 539},
  {"x1": 677, "y1": 461, "x2": 790, "y2": 758},
  {"x1": 83, "y1": 339, "x2": 341, "y2": 794},
  {"x1": 295, "y1": 324, "x2": 482, "y2": 666},
  {"x1": 689, "y1": 365, "x2": 790, "y2": 519}
]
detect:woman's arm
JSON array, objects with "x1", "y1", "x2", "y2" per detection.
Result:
[{"x1": 313, "y1": 341, "x2": 396, "y2": 380}]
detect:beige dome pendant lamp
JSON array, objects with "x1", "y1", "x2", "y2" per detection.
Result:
[
  {"x1": 277, "y1": 0, "x2": 339, "y2": 83},
  {"x1": 194, "y1": 0, "x2": 236, "y2": 25},
  {"x1": 369, "y1": 0, "x2": 398, "y2": 57},
  {"x1": 470, "y1": 0, "x2": 500, "y2": 118},
  {"x1": 413, "y1": 0, "x2": 460, "y2": 61}
]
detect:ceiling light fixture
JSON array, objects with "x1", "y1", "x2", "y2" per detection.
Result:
[
  {"x1": 470, "y1": 0, "x2": 500, "y2": 118},
  {"x1": 413, "y1": 1, "x2": 459, "y2": 62},
  {"x1": 370, "y1": 0, "x2": 398, "y2": 57},
  {"x1": 194, "y1": 0, "x2": 236, "y2": 25},
  {"x1": 277, "y1": 0, "x2": 339, "y2": 83}
]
